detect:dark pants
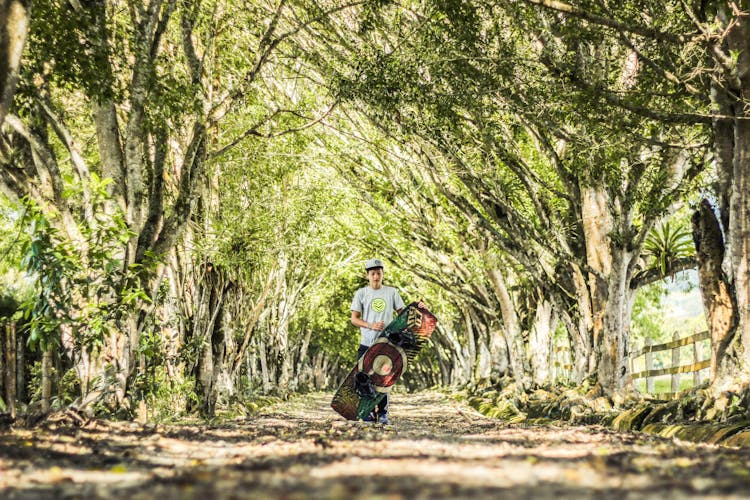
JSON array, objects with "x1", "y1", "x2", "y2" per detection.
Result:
[{"x1": 357, "y1": 344, "x2": 389, "y2": 416}]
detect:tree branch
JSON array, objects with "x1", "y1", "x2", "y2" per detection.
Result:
[
  {"x1": 37, "y1": 98, "x2": 94, "y2": 223},
  {"x1": 209, "y1": 103, "x2": 337, "y2": 159},
  {"x1": 630, "y1": 255, "x2": 697, "y2": 289},
  {"x1": 524, "y1": 0, "x2": 689, "y2": 44}
]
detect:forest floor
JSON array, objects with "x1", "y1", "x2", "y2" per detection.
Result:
[{"x1": 2, "y1": 390, "x2": 750, "y2": 499}]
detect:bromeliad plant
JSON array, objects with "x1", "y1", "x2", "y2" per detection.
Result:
[{"x1": 643, "y1": 221, "x2": 695, "y2": 280}]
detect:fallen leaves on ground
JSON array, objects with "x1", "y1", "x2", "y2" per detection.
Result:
[{"x1": 2, "y1": 391, "x2": 750, "y2": 498}]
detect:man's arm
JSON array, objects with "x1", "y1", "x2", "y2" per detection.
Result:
[
  {"x1": 351, "y1": 311, "x2": 384, "y2": 331},
  {"x1": 396, "y1": 300, "x2": 426, "y2": 315}
]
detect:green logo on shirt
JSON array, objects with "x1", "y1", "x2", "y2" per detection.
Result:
[{"x1": 372, "y1": 298, "x2": 386, "y2": 312}]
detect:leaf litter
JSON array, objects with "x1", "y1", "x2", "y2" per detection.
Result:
[{"x1": 2, "y1": 391, "x2": 750, "y2": 498}]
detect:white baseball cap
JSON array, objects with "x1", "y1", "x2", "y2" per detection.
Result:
[{"x1": 364, "y1": 258, "x2": 384, "y2": 270}]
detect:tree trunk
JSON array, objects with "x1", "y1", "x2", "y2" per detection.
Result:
[
  {"x1": 731, "y1": 105, "x2": 750, "y2": 375},
  {"x1": 294, "y1": 327, "x2": 313, "y2": 391},
  {"x1": 567, "y1": 265, "x2": 595, "y2": 381},
  {"x1": 487, "y1": 269, "x2": 531, "y2": 389},
  {"x1": 597, "y1": 246, "x2": 635, "y2": 392},
  {"x1": 529, "y1": 299, "x2": 555, "y2": 386},
  {"x1": 434, "y1": 323, "x2": 468, "y2": 385},
  {"x1": 0, "y1": 323, "x2": 4, "y2": 407},
  {"x1": 463, "y1": 313, "x2": 477, "y2": 382},
  {"x1": 194, "y1": 266, "x2": 227, "y2": 416},
  {"x1": 692, "y1": 200, "x2": 737, "y2": 383},
  {"x1": 432, "y1": 338, "x2": 451, "y2": 386},
  {"x1": 489, "y1": 325, "x2": 509, "y2": 380},
  {"x1": 0, "y1": 0, "x2": 28, "y2": 129},
  {"x1": 580, "y1": 186, "x2": 613, "y2": 390},
  {"x1": 41, "y1": 348, "x2": 52, "y2": 413},
  {"x1": 258, "y1": 337, "x2": 271, "y2": 394},
  {"x1": 92, "y1": 101, "x2": 125, "y2": 211},
  {"x1": 697, "y1": 0, "x2": 750, "y2": 391},
  {"x1": 4, "y1": 322, "x2": 15, "y2": 417},
  {"x1": 15, "y1": 331, "x2": 24, "y2": 403},
  {"x1": 468, "y1": 309, "x2": 492, "y2": 383}
]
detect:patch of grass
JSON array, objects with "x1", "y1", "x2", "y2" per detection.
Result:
[{"x1": 634, "y1": 370, "x2": 710, "y2": 397}]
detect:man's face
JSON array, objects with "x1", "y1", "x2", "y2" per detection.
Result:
[{"x1": 366, "y1": 268, "x2": 383, "y2": 287}]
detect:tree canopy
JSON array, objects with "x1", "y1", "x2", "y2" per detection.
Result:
[{"x1": 0, "y1": 0, "x2": 748, "y2": 418}]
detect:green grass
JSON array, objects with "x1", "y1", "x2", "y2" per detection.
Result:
[{"x1": 634, "y1": 370, "x2": 709, "y2": 396}]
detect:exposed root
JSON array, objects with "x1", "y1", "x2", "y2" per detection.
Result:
[{"x1": 467, "y1": 380, "x2": 750, "y2": 446}]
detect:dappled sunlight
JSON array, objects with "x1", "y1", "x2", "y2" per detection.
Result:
[{"x1": 3, "y1": 391, "x2": 750, "y2": 498}]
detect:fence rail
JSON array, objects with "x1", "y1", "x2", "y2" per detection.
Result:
[{"x1": 630, "y1": 330, "x2": 710, "y2": 398}]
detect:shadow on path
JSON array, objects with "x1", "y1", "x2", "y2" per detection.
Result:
[{"x1": 2, "y1": 391, "x2": 750, "y2": 498}]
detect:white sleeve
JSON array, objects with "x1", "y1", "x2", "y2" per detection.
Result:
[
  {"x1": 350, "y1": 288, "x2": 363, "y2": 313},
  {"x1": 394, "y1": 289, "x2": 405, "y2": 311}
]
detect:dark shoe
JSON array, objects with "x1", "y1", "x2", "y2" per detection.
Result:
[
  {"x1": 378, "y1": 414, "x2": 390, "y2": 425},
  {"x1": 361, "y1": 412, "x2": 376, "y2": 422}
]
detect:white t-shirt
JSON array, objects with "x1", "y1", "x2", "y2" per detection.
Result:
[{"x1": 350, "y1": 285, "x2": 405, "y2": 346}]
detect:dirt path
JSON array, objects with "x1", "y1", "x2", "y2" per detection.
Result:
[{"x1": 2, "y1": 390, "x2": 750, "y2": 498}]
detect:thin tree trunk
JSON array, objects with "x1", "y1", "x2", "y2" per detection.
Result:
[
  {"x1": 433, "y1": 339, "x2": 451, "y2": 386},
  {"x1": 489, "y1": 326, "x2": 509, "y2": 380},
  {"x1": 487, "y1": 269, "x2": 531, "y2": 389},
  {"x1": 41, "y1": 348, "x2": 52, "y2": 413},
  {"x1": 259, "y1": 338, "x2": 271, "y2": 394},
  {"x1": 0, "y1": 323, "x2": 4, "y2": 406},
  {"x1": 568, "y1": 266, "x2": 594, "y2": 380},
  {"x1": 3, "y1": 323, "x2": 15, "y2": 417},
  {"x1": 529, "y1": 300, "x2": 555, "y2": 386},
  {"x1": 294, "y1": 327, "x2": 313, "y2": 389},
  {"x1": 15, "y1": 331, "x2": 24, "y2": 403},
  {"x1": 231, "y1": 272, "x2": 274, "y2": 377},
  {"x1": 433, "y1": 324, "x2": 468, "y2": 385},
  {"x1": 0, "y1": 0, "x2": 29, "y2": 129},
  {"x1": 471, "y1": 312, "x2": 491, "y2": 383}
]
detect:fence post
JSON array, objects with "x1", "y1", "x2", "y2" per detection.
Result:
[
  {"x1": 551, "y1": 346, "x2": 558, "y2": 381},
  {"x1": 693, "y1": 336, "x2": 702, "y2": 386},
  {"x1": 671, "y1": 331, "x2": 681, "y2": 394},
  {"x1": 645, "y1": 338, "x2": 655, "y2": 393}
]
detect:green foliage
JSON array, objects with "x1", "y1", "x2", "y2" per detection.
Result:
[
  {"x1": 28, "y1": 362, "x2": 80, "y2": 411},
  {"x1": 15, "y1": 177, "x2": 153, "y2": 353},
  {"x1": 135, "y1": 373, "x2": 201, "y2": 423},
  {"x1": 630, "y1": 281, "x2": 668, "y2": 344},
  {"x1": 18, "y1": 0, "x2": 119, "y2": 103},
  {"x1": 131, "y1": 328, "x2": 168, "y2": 403},
  {"x1": 16, "y1": 201, "x2": 77, "y2": 351}
]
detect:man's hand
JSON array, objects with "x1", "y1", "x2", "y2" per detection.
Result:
[{"x1": 370, "y1": 321, "x2": 385, "y2": 331}]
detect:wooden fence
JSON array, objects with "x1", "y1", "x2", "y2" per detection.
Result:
[
  {"x1": 551, "y1": 330, "x2": 710, "y2": 397},
  {"x1": 552, "y1": 345, "x2": 572, "y2": 381},
  {"x1": 630, "y1": 330, "x2": 711, "y2": 398}
]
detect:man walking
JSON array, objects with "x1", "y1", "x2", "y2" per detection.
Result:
[{"x1": 350, "y1": 258, "x2": 405, "y2": 424}]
